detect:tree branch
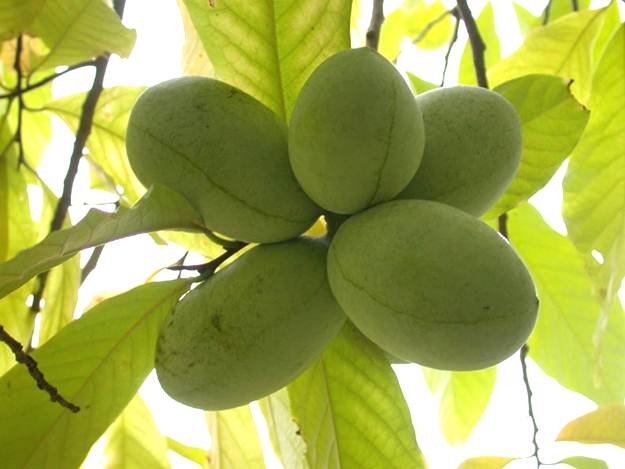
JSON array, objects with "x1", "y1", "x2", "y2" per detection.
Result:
[
  {"x1": 441, "y1": 9, "x2": 460, "y2": 87},
  {"x1": 0, "y1": 61, "x2": 96, "y2": 100},
  {"x1": 168, "y1": 243, "x2": 248, "y2": 278},
  {"x1": 80, "y1": 245, "x2": 105, "y2": 284},
  {"x1": 0, "y1": 325, "x2": 80, "y2": 412},
  {"x1": 571, "y1": 0, "x2": 579, "y2": 11},
  {"x1": 520, "y1": 344, "x2": 541, "y2": 467},
  {"x1": 13, "y1": 35, "x2": 25, "y2": 168},
  {"x1": 456, "y1": 0, "x2": 489, "y2": 88},
  {"x1": 413, "y1": 8, "x2": 456, "y2": 46},
  {"x1": 366, "y1": 0, "x2": 385, "y2": 50},
  {"x1": 542, "y1": 1, "x2": 553, "y2": 25}
]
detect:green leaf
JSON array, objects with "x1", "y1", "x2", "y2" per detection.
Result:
[
  {"x1": 512, "y1": 3, "x2": 541, "y2": 37},
  {"x1": 0, "y1": 284, "x2": 35, "y2": 375},
  {"x1": 259, "y1": 389, "x2": 308, "y2": 469},
  {"x1": 0, "y1": 184, "x2": 204, "y2": 299},
  {"x1": 177, "y1": 0, "x2": 214, "y2": 77},
  {"x1": 287, "y1": 323, "x2": 425, "y2": 469},
  {"x1": 181, "y1": 0, "x2": 352, "y2": 120},
  {"x1": 484, "y1": 74, "x2": 589, "y2": 219},
  {"x1": 406, "y1": 72, "x2": 436, "y2": 95},
  {"x1": 166, "y1": 437, "x2": 209, "y2": 469},
  {"x1": 560, "y1": 456, "x2": 609, "y2": 469},
  {"x1": 557, "y1": 404, "x2": 625, "y2": 448},
  {"x1": 563, "y1": 25, "x2": 625, "y2": 306},
  {"x1": 592, "y1": 1, "x2": 621, "y2": 66},
  {"x1": 456, "y1": 456, "x2": 515, "y2": 469},
  {"x1": 0, "y1": 278, "x2": 190, "y2": 469},
  {"x1": 406, "y1": 1, "x2": 453, "y2": 50},
  {"x1": 423, "y1": 367, "x2": 496, "y2": 445},
  {"x1": 508, "y1": 204, "x2": 625, "y2": 403},
  {"x1": 206, "y1": 406, "x2": 264, "y2": 469},
  {"x1": 37, "y1": 255, "x2": 81, "y2": 345},
  {"x1": 46, "y1": 86, "x2": 146, "y2": 205},
  {"x1": 0, "y1": 0, "x2": 44, "y2": 40},
  {"x1": 103, "y1": 395, "x2": 171, "y2": 469},
  {"x1": 489, "y1": 8, "x2": 608, "y2": 105},
  {"x1": 30, "y1": 0, "x2": 137, "y2": 70},
  {"x1": 458, "y1": 3, "x2": 500, "y2": 85}
]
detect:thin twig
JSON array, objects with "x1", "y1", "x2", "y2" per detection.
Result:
[
  {"x1": 542, "y1": 0, "x2": 553, "y2": 25},
  {"x1": 571, "y1": 0, "x2": 579, "y2": 11},
  {"x1": 366, "y1": 0, "x2": 385, "y2": 50},
  {"x1": 441, "y1": 9, "x2": 460, "y2": 87},
  {"x1": 168, "y1": 244, "x2": 247, "y2": 277},
  {"x1": 520, "y1": 345, "x2": 541, "y2": 467},
  {"x1": 456, "y1": 0, "x2": 489, "y2": 88},
  {"x1": 0, "y1": 325, "x2": 80, "y2": 412},
  {"x1": 80, "y1": 245, "x2": 105, "y2": 284},
  {"x1": 0, "y1": 61, "x2": 96, "y2": 100},
  {"x1": 13, "y1": 35, "x2": 25, "y2": 168},
  {"x1": 413, "y1": 8, "x2": 456, "y2": 45}
]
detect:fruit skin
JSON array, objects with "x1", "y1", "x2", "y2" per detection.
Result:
[
  {"x1": 397, "y1": 86, "x2": 522, "y2": 216},
  {"x1": 126, "y1": 76, "x2": 320, "y2": 243},
  {"x1": 327, "y1": 200, "x2": 537, "y2": 371},
  {"x1": 289, "y1": 47, "x2": 425, "y2": 214},
  {"x1": 155, "y1": 237, "x2": 346, "y2": 410}
]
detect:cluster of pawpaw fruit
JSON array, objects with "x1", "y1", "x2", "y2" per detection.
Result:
[{"x1": 126, "y1": 47, "x2": 538, "y2": 411}]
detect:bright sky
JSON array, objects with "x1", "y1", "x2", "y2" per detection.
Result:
[{"x1": 31, "y1": 0, "x2": 625, "y2": 468}]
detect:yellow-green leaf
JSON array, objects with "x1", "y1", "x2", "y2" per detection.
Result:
[
  {"x1": 46, "y1": 86, "x2": 146, "y2": 205},
  {"x1": 406, "y1": 72, "x2": 436, "y2": 95},
  {"x1": 103, "y1": 395, "x2": 171, "y2": 469},
  {"x1": 489, "y1": 8, "x2": 607, "y2": 105},
  {"x1": 0, "y1": 278, "x2": 190, "y2": 469},
  {"x1": 0, "y1": 184, "x2": 204, "y2": 299},
  {"x1": 166, "y1": 437, "x2": 209, "y2": 469},
  {"x1": 177, "y1": 0, "x2": 214, "y2": 77},
  {"x1": 457, "y1": 456, "x2": 515, "y2": 469},
  {"x1": 0, "y1": 0, "x2": 45, "y2": 40},
  {"x1": 458, "y1": 2, "x2": 499, "y2": 85},
  {"x1": 512, "y1": 3, "x2": 540, "y2": 37},
  {"x1": 560, "y1": 456, "x2": 609, "y2": 469},
  {"x1": 563, "y1": 24, "x2": 625, "y2": 306},
  {"x1": 206, "y1": 406, "x2": 264, "y2": 469},
  {"x1": 259, "y1": 389, "x2": 308, "y2": 469},
  {"x1": 508, "y1": 204, "x2": 625, "y2": 403},
  {"x1": 30, "y1": 0, "x2": 136, "y2": 70},
  {"x1": 181, "y1": 0, "x2": 352, "y2": 121},
  {"x1": 423, "y1": 367, "x2": 496, "y2": 446},
  {"x1": 484, "y1": 74, "x2": 589, "y2": 219},
  {"x1": 288, "y1": 323, "x2": 425, "y2": 469},
  {"x1": 557, "y1": 404, "x2": 625, "y2": 448}
]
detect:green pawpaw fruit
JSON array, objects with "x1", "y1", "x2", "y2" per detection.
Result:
[
  {"x1": 327, "y1": 200, "x2": 537, "y2": 371},
  {"x1": 289, "y1": 47, "x2": 425, "y2": 214},
  {"x1": 155, "y1": 237, "x2": 345, "y2": 410},
  {"x1": 397, "y1": 86, "x2": 522, "y2": 216},
  {"x1": 126, "y1": 76, "x2": 321, "y2": 243}
]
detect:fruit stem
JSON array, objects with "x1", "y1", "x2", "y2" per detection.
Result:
[
  {"x1": 366, "y1": 0, "x2": 385, "y2": 50},
  {"x1": 324, "y1": 213, "x2": 349, "y2": 240}
]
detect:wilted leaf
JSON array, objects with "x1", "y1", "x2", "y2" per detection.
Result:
[
  {"x1": 423, "y1": 367, "x2": 496, "y2": 445},
  {"x1": 484, "y1": 74, "x2": 589, "y2": 218},
  {"x1": 30, "y1": 0, "x2": 137, "y2": 70},
  {"x1": 288, "y1": 323, "x2": 425, "y2": 469},
  {"x1": 458, "y1": 2, "x2": 499, "y2": 85},
  {"x1": 508, "y1": 204, "x2": 625, "y2": 403},
  {"x1": 563, "y1": 25, "x2": 625, "y2": 306},
  {"x1": 489, "y1": 8, "x2": 607, "y2": 105},
  {"x1": 557, "y1": 404, "x2": 625, "y2": 448},
  {"x1": 103, "y1": 395, "x2": 171, "y2": 469},
  {"x1": 46, "y1": 86, "x2": 146, "y2": 205},
  {"x1": 0, "y1": 278, "x2": 190, "y2": 469},
  {"x1": 0, "y1": 184, "x2": 204, "y2": 299},
  {"x1": 259, "y1": 388, "x2": 308, "y2": 469},
  {"x1": 206, "y1": 406, "x2": 264, "y2": 469},
  {"x1": 182, "y1": 0, "x2": 352, "y2": 120}
]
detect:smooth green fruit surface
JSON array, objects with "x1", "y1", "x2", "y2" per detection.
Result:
[
  {"x1": 126, "y1": 76, "x2": 320, "y2": 243},
  {"x1": 397, "y1": 86, "x2": 522, "y2": 216},
  {"x1": 155, "y1": 238, "x2": 345, "y2": 410},
  {"x1": 289, "y1": 47, "x2": 425, "y2": 214},
  {"x1": 327, "y1": 200, "x2": 537, "y2": 371}
]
